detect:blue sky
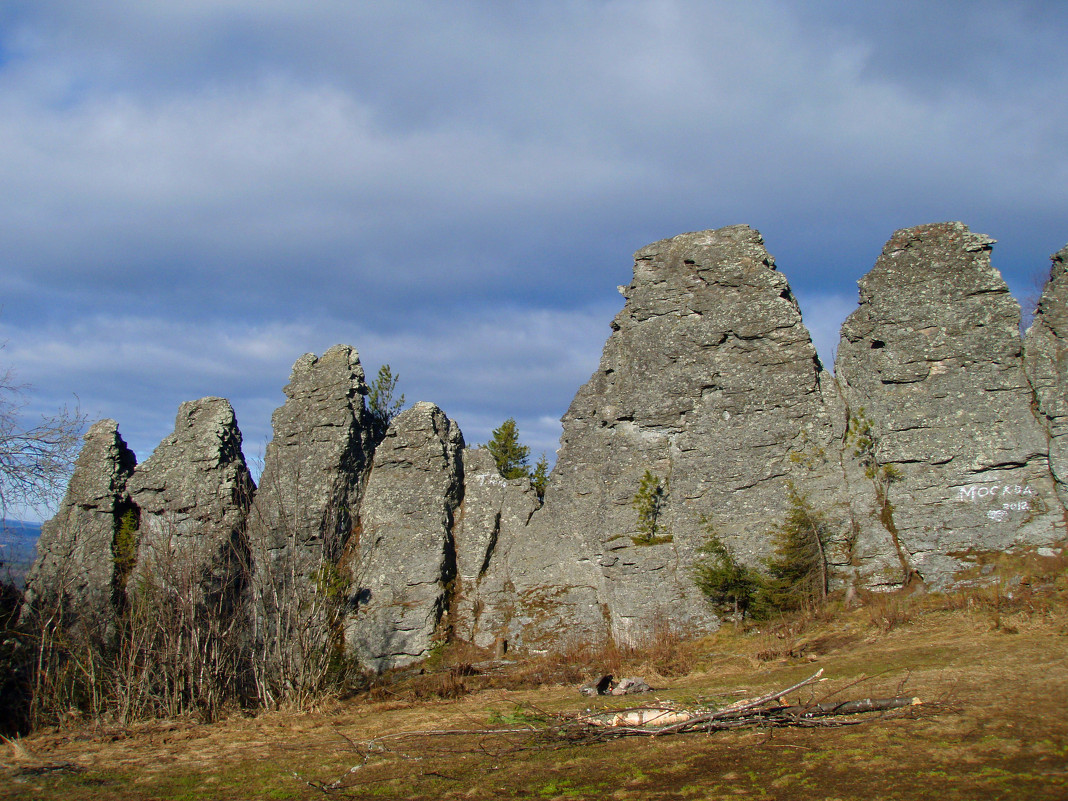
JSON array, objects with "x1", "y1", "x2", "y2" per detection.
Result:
[{"x1": 2, "y1": 1, "x2": 1066, "y2": 516}]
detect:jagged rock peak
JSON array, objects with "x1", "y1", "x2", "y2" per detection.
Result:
[
  {"x1": 836, "y1": 222, "x2": 1063, "y2": 588},
  {"x1": 126, "y1": 397, "x2": 253, "y2": 603},
  {"x1": 519, "y1": 224, "x2": 841, "y2": 646},
  {"x1": 1024, "y1": 243, "x2": 1068, "y2": 502},
  {"x1": 346, "y1": 401, "x2": 464, "y2": 672},
  {"x1": 21, "y1": 419, "x2": 137, "y2": 629},
  {"x1": 127, "y1": 397, "x2": 251, "y2": 508},
  {"x1": 249, "y1": 343, "x2": 371, "y2": 551},
  {"x1": 287, "y1": 344, "x2": 367, "y2": 400}
]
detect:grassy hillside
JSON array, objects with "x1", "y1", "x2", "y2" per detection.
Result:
[{"x1": 2, "y1": 553, "x2": 1066, "y2": 800}]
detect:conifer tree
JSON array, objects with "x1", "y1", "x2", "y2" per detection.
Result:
[
  {"x1": 762, "y1": 485, "x2": 829, "y2": 610},
  {"x1": 486, "y1": 418, "x2": 530, "y2": 480},
  {"x1": 531, "y1": 454, "x2": 549, "y2": 500},
  {"x1": 367, "y1": 364, "x2": 405, "y2": 443}
]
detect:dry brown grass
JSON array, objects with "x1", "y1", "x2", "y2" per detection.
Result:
[{"x1": 5, "y1": 567, "x2": 1068, "y2": 800}]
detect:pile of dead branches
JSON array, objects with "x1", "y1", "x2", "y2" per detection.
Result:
[
  {"x1": 308, "y1": 669, "x2": 925, "y2": 794},
  {"x1": 573, "y1": 668, "x2": 919, "y2": 737}
]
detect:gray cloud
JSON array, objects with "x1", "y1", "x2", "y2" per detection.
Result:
[{"x1": 1, "y1": 1, "x2": 1065, "y2": 516}]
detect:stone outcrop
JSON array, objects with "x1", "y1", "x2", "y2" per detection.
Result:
[
  {"x1": 126, "y1": 397, "x2": 254, "y2": 606},
  {"x1": 345, "y1": 402, "x2": 464, "y2": 671},
  {"x1": 499, "y1": 225, "x2": 853, "y2": 647},
  {"x1": 835, "y1": 223, "x2": 1065, "y2": 587},
  {"x1": 451, "y1": 447, "x2": 540, "y2": 650},
  {"x1": 246, "y1": 345, "x2": 373, "y2": 672},
  {"x1": 26, "y1": 222, "x2": 1068, "y2": 675},
  {"x1": 1025, "y1": 245, "x2": 1068, "y2": 504},
  {"x1": 21, "y1": 420, "x2": 136, "y2": 631}
]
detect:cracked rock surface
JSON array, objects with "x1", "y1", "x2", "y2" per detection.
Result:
[
  {"x1": 22, "y1": 419, "x2": 136, "y2": 633},
  {"x1": 346, "y1": 402, "x2": 464, "y2": 672},
  {"x1": 836, "y1": 223, "x2": 1065, "y2": 587}
]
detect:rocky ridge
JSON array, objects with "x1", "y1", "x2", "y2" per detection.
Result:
[{"x1": 26, "y1": 222, "x2": 1068, "y2": 671}]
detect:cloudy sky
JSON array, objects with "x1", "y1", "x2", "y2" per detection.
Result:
[{"x1": 2, "y1": 1, "x2": 1066, "y2": 516}]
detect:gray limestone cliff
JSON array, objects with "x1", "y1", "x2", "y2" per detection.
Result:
[
  {"x1": 495, "y1": 225, "x2": 852, "y2": 647},
  {"x1": 24, "y1": 222, "x2": 1068, "y2": 675},
  {"x1": 126, "y1": 397, "x2": 254, "y2": 608},
  {"x1": 345, "y1": 402, "x2": 464, "y2": 671},
  {"x1": 835, "y1": 223, "x2": 1065, "y2": 588},
  {"x1": 246, "y1": 345, "x2": 373, "y2": 681},
  {"x1": 1025, "y1": 245, "x2": 1068, "y2": 505},
  {"x1": 21, "y1": 419, "x2": 136, "y2": 632},
  {"x1": 451, "y1": 447, "x2": 541, "y2": 651}
]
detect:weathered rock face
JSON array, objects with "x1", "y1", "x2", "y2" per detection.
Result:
[
  {"x1": 451, "y1": 448, "x2": 540, "y2": 650},
  {"x1": 1025, "y1": 245, "x2": 1068, "y2": 505},
  {"x1": 21, "y1": 420, "x2": 136, "y2": 631},
  {"x1": 127, "y1": 397, "x2": 254, "y2": 606},
  {"x1": 246, "y1": 345, "x2": 373, "y2": 671},
  {"x1": 346, "y1": 402, "x2": 464, "y2": 671},
  {"x1": 24, "y1": 224, "x2": 1068, "y2": 675},
  {"x1": 512, "y1": 225, "x2": 850, "y2": 645},
  {"x1": 835, "y1": 223, "x2": 1065, "y2": 588}
]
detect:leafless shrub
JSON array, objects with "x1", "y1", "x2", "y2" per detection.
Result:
[
  {"x1": 245, "y1": 458, "x2": 359, "y2": 709},
  {"x1": 0, "y1": 360, "x2": 85, "y2": 521}
]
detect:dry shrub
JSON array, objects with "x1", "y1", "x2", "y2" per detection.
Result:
[
  {"x1": 643, "y1": 618, "x2": 695, "y2": 678},
  {"x1": 407, "y1": 668, "x2": 471, "y2": 700},
  {"x1": 865, "y1": 592, "x2": 914, "y2": 633}
]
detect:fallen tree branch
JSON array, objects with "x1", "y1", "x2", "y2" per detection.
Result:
[{"x1": 309, "y1": 669, "x2": 927, "y2": 794}]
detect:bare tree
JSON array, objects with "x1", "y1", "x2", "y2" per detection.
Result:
[{"x1": 0, "y1": 360, "x2": 85, "y2": 520}]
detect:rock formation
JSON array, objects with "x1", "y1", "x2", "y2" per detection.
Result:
[
  {"x1": 835, "y1": 223, "x2": 1065, "y2": 587},
  {"x1": 1025, "y1": 245, "x2": 1068, "y2": 504},
  {"x1": 25, "y1": 222, "x2": 1068, "y2": 676},
  {"x1": 489, "y1": 225, "x2": 853, "y2": 648},
  {"x1": 451, "y1": 447, "x2": 540, "y2": 650},
  {"x1": 20, "y1": 419, "x2": 136, "y2": 632},
  {"x1": 126, "y1": 397, "x2": 254, "y2": 608},
  {"x1": 246, "y1": 345, "x2": 373, "y2": 683},
  {"x1": 345, "y1": 402, "x2": 464, "y2": 671}
]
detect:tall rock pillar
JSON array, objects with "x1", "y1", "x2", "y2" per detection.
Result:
[
  {"x1": 835, "y1": 223, "x2": 1065, "y2": 588},
  {"x1": 246, "y1": 345, "x2": 373, "y2": 695},
  {"x1": 126, "y1": 397, "x2": 254, "y2": 611},
  {"x1": 21, "y1": 419, "x2": 136, "y2": 635},
  {"x1": 346, "y1": 402, "x2": 464, "y2": 672},
  {"x1": 514, "y1": 225, "x2": 850, "y2": 646}
]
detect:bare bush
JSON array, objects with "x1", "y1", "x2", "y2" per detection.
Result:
[
  {"x1": 0, "y1": 362, "x2": 85, "y2": 520},
  {"x1": 246, "y1": 459, "x2": 359, "y2": 709},
  {"x1": 18, "y1": 512, "x2": 250, "y2": 728}
]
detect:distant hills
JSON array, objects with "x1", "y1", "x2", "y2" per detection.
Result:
[{"x1": 1, "y1": 520, "x2": 41, "y2": 588}]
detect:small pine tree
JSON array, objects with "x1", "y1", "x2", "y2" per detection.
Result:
[
  {"x1": 631, "y1": 470, "x2": 671, "y2": 545},
  {"x1": 762, "y1": 485, "x2": 829, "y2": 611},
  {"x1": 113, "y1": 508, "x2": 139, "y2": 591},
  {"x1": 692, "y1": 523, "x2": 766, "y2": 619},
  {"x1": 531, "y1": 453, "x2": 549, "y2": 500},
  {"x1": 487, "y1": 418, "x2": 530, "y2": 480},
  {"x1": 367, "y1": 365, "x2": 405, "y2": 442}
]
